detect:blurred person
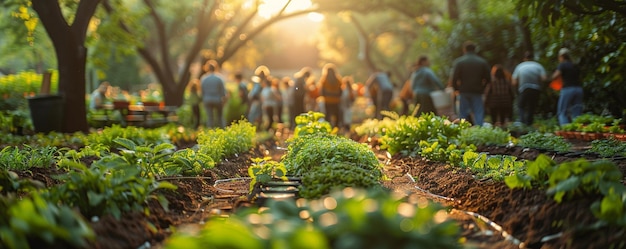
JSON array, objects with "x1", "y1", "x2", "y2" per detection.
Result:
[
  {"x1": 90, "y1": 81, "x2": 110, "y2": 110},
  {"x1": 261, "y1": 77, "x2": 282, "y2": 131},
  {"x1": 410, "y1": 56, "x2": 445, "y2": 116},
  {"x1": 399, "y1": 63, "x2": 417, "y2": 115},
  {"x1": 318, "y1": 63, "x2": 343, "y2": 127},
  {"x1": 187, "y1": 80, "x2": 202, "y2": 128},
  {"x1": 512, "y1": 51, "x2": 547, "y2": 126},
  {"x1": 552, "y1": 48, "x2": 583, "y2": 126},
  {"x1": 484, "y1": 65, "x2": 515, "y2": 126},
  {"x1": 339, "y1": 75, "x2": 356, "y2": 131},
  {"x1": 365, "y1": 71, "x2": 394, "y2": 119},
  {"x1": 291, "y1": 67, "x2": 312, "y2": 128},
  {"x1": 248, "y1": 65, "x2": 270, "y2": 129},
  {"x1": 235, "y1": 72, "x2": 250, "y2": 117},
  {"x1": 449, "y1": 41, "x2": 491, "y2": 126},
  {"x1": 281, "y1": 77, "x2": 294, "y2": 128},
  {"x1": 200, "y1": 60, "x2": 226, "y2": 128}
]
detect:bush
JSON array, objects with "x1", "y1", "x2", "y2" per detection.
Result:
[{"x1": 281, "y1": 134, "x2": 382, "y2": 179}]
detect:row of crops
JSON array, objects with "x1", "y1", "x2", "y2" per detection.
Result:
[{"x1": 1, "y1": 111, "x2": 625, "y2": 248}]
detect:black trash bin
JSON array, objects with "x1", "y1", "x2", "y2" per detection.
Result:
[{"x1": 27, "y1": 94, "x2": 64, "y2": 133}]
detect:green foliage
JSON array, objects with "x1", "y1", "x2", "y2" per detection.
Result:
[
  {"x1": 0, "y1": 193, "x2": 94, "y2": 249},
  {"x1": 458, "y1": 126, "x2": 512, "y2": 147},
  {"x1": 282, "y1": 133, "x2": 382, "y2": 179},
  {"x1": 517, "y1": 0, "x2": 626, "y2": 117},
  {"x1": 0, "y1": 71, "x2": 59, "y2": 101},
  {"x1": 299, "y1": 162, "x2": 383, "y2": 199},
  {"x1": 165, "y1": 188, "x2": 461, "y2": 249},
  {"x1": 516, "y1": 131, "x2": 572, "y2": 152},
  {"x1": 0, "y1": 145, "x2": 61, "y2": 171},
  {"x1": 460, "y1": 152, "x2": 525, "y2": 181},
  {"x1": 354, "y1": 116, "x2": 400, "y2": 138},
  {"x1": 197, "y1": 120, "x2": 256, "y2": 163},
  {"x1": 378, "y1": 113, "x2": 473, "y2": 165},
  {"x1": 589, "y1": 138, "x2": 626, "y2": 158},
  {"x1": 248, "y1": 157, "x2": 287, "y2": 192},
  {"x1": 505, "y1": 155, "x2": 626, "y2": 226},
  {"x1": 85, "y1": 124, "x2": 170, "y2": 148},
  {"x1": 293, "y1": 111, "x2": 333, "y2": 137},
  {"x1": 0, "y1": 169, "x2": 44, "y2": 195},
  {"x1": 104, "y1": 138, "x2": 213, "y2": 177},
  {"x1": 48, "y1": 160, "x2": 176, "y2": 219}
]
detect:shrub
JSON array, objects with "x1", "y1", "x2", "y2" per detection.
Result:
[
  {"x1": 281, "y1": 134, "x2": 382, "y2": 179},
  {"x1": 197, "y1": 120, "x2": 256, "y2": 163},
  {"x1": 299, "y1": 162, "x2": 382, "y2": 199}
]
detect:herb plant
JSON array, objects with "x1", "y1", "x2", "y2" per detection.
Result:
[
  {"x1": 248, "y1": 157, "x2": 287, "y2": 192},
  {"x1": 380, "y1": 113, "x2": 471, "y2": 156},
  {"x1": 0, "y1": 193, "x2": 94, "y2": 249},
  {"x1": 460, "y1": 151, "x2": 525, "y2": 181},
  {"x1": 282, "y1": 133, "x2": 382, "y2": 179},
  {"x1": 293, "y1": 111, "x2": 332, "y2": 137},
  {"x1": 85, "y1": 124, "x2": 170, "y2": 148},
  {"x1": 458, "y1": 126, "x2": 512, "y2": 146},
  {"x1": 589, "y1": 138, "x2": 626, "y2": 158},
  {"x1": 516, "y1": 131, "x2": 572, "y2": 152},
  {"x1": 197, "y1": 120, "x2": 256, "y2": 162},
  {"x1": 165, "y1": 188, "x2": 462, "y2": 249},
  {"x1": 505, "y1": 155, "x2": 626, "y2": 226},
  {"x1": 49, "y1": 160, "x2": 176, "y2": 219},
  {"x1": 0, "y1": 146, "x2": 62, "y2": 171},
  {"x1": 298, "y1": 162, "x2": 382, "y2": 199}
]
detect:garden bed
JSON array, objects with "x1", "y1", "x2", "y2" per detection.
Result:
[{"x1": 4, "y1": 128, "x2": 626, "y2": 249}]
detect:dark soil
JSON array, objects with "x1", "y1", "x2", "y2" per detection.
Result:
[{"x1": 11, "y1": 133, "x2": 626, "y2": 248}]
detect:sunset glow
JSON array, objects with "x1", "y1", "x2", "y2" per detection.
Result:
[{"x1": 257, "y1": 0, "x2": 324, "y2": 22}]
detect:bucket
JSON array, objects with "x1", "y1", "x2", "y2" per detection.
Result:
[
  {"x1": 27, "y1": 94, "x2": 64, "y2": 133},
  {"x1": 430, "y1": 87, "x2": 453, "y2": 109}
]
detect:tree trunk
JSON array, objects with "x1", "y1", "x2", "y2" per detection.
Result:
[
  {"x1": 447, "y1": 0, "x2": 459, "y2": 20},
  {"x1": 32, "y1": 0, "x2": 100, "y2": 133}
]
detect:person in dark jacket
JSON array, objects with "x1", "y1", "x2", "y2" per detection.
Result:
[
  {"x1": 449, "y1": 41, "x2": 491, "y2": 126},
  {"x1": 484, "y1": 65, "x2": 515, "y2": 126},
  {"x1": 410, "y1": 55, "x2": 445, "y2": 116},
  {"x1": 365, "y1": 71, "x2": 394, "y2": 119},
  {"x1": 200, "y1": 60, "x2": 226, "y2": 128},
  {"x1": 552, "y1": 48, "x2": 583, "y2": 126}
]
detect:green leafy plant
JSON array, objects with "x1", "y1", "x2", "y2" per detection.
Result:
[
  {"x1": 0, "y1": 169, "x2": 45, "y2": 195},
  {"x1": 589, "y1": 138, "x2": 626, "y2": 158},
  {"x1": 505, "y1": 155, "x2": 626, "y2": 226},
  {"x1": 293, "y1": 111, "x2": 333, "y2": 137},
  {"x1": 380, "y1": 113, "x2": 471, "y2": 156},
  {"x1": 516, "y1": 131, "x2": 572, "y2": 152},
  {"x1": 247, "y1": 157, "x2": 287, "y2": 192},
  {"x1": 197, "y1": 120, "x2": 256, "y2": 163},
  {"x1": 0, "y1": 193, "x2": 94, "y2": 249},
  {"x1": 165, "y1": 188, "x2": 462, "y2": 249},
  {"x1": 0, "y1": 146, "x2": 62, "y2": 171},
  {"x1": 49, "y1": 159, "x2": 176, "y2": 219},
  {"x1": 282, "y1": 133, "x2": 382, "y2": 179},
  {"x1": 460, "y1": 151, "x2": 525, "y2": 181},
  {"x1": 85, "y1": 124, "x2": 170, "y2": 148},
  {"x1": 353, "y1": 111, "x2": 402, "y2": 137},
  {"x1": 458, "y1": 126, "x2": 512, "y2": 146},
  {"x1": 298, "y1": 162, "x2": 382, "y2": 199},
  {"x1": 417, "y1": 140, "x2": 469, "y2": 166}
]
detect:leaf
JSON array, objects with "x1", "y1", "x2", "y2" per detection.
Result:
[
  {"x1": 87, "y1": 191, "x2": 105, "y2": 207},
  {"x1": 113, "y1": 137, "x2": 136, "y2": 150},
  {"x1": 547, "y1": 176, "x2": 581, "y2": 203}
]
